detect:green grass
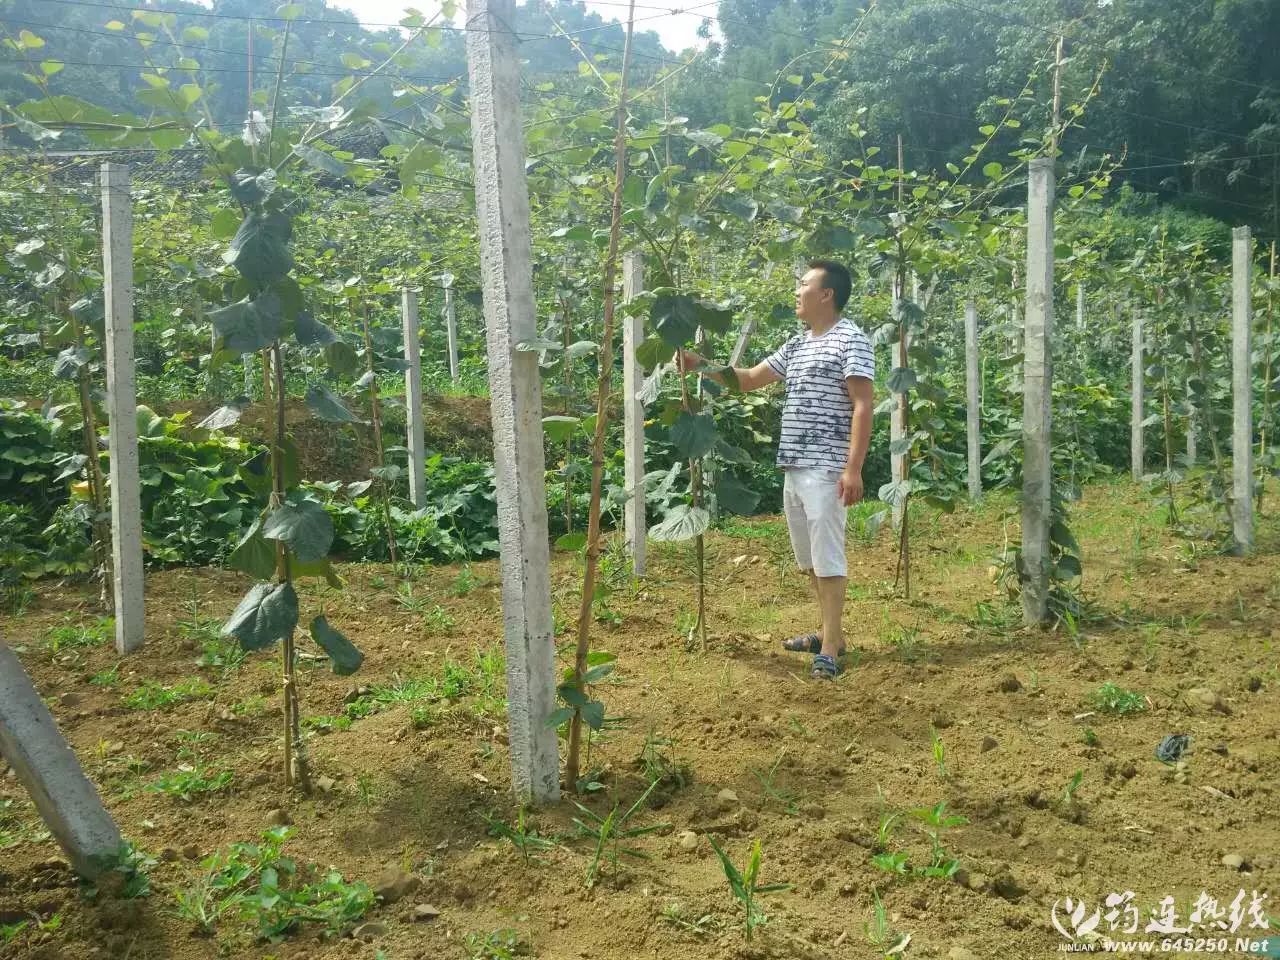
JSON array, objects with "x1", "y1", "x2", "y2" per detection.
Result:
[
  {"x1": 123, "y1": 677, "x2": 213, "y2": 711},
  {"x1": 147, "y1": 764, "x2": 233, "y2": 802},
  {"x1": 42, "y1": 616, "x2": 112, "y2": 654},
  {"x1": 1087, "y1": 681, "x2": 1146, "y2": 715},
  {"x1": 337, "y1": 650, "x2": 507, "y2": 726},
  {"x1": 89, "y1": 662, "x2": 122, "y2": 687}
]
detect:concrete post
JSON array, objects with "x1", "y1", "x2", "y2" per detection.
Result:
[
  {"x1": 0, "y1": 643, "x2": 123, "y2": 879},
  {"x1": 465, "y1": 0, "x2": 559, "y2": 805},
  {"x1": 1232, "y1": 226, "x2": 1254, "y2": 554},
  {"x1": 100, "y1": 163, "x2": 144, "y2": 655},
  {"x1": 402, "y1": 289, "x2": 427, "y2": 508},
  {"x1": 622, "y1": 251, "x2": 646, "y2": 576},
  {"x1": 444, "y1": 285, "x2": 459, "y2": 384},
  {"x1": 1131, "y1": 310, "x2": 1145, "y2": 481},
  {"x1": 1021, "y1": 158, "x2": 1054, "y2": 625},
  {"x1": 965, "y1": 299, "x2": 981, "y2": 502}
]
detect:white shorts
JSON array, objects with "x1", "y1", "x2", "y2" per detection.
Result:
[{"x1": 782, "y1": 468, "x2": 848, "y2": 578}]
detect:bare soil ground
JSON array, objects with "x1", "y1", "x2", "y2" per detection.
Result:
[{"x1": 1, "y1": 482, "x2": 1277, "y2": 960}]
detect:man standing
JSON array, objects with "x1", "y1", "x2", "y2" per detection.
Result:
[{"x1": 680, "y1": 260, "x2": 874, "y2": 680}]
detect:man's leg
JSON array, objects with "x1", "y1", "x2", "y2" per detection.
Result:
[
  {"x1": 809, "y1": 570, "x2": 847, "y2": 656},
  {"x1": 814, "y1": 574, "x2": 847, "y2": 658},
  {"x1": 807, "y1": 570, "x2": 824, "y2": 639}
]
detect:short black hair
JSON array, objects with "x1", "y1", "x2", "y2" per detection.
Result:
[{"x1": 807, "y1": 259, "x2": 852, "y2": 311}]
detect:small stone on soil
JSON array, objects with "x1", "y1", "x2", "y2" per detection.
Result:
[{"x1": 998, "y1": 673, "x2": 1021, "y2": 693}]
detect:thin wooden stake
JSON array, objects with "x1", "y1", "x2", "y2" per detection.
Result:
[{"x1": 565, "y1": 0, "x2": 636, "y2": 794}]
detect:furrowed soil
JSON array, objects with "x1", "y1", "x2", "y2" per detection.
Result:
[{"x1": 2, "y1": 482, "x2": 1277, "y2": 960}]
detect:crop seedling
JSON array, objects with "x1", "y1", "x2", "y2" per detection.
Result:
[
  {"x1": 929, "y1": 725, "x2": 948, "y2": 779},
  {"x1": 464, "y1": 928, "x2": 529, "y2": 960},
  {"x1": 708, "y1": 837, "x2": 792, "y2": 941},
  {"x1": 1088, "y1": 681, "x2": 1146, "y2": 715},
  {"x1": 1061, "y1": 770, "x2": 1084, "y2": 808},
  {"x1": 571, "y1": 780, "x2": 667, "y2": 887},
  {"x1": 908, "y1": 801, "x2": 968, "y2": 879},
  {"x1": 874, "y1": 809, "x2": 904, "y2": 854},
  {"x1": 1082, "y1": 728, "x2": 1100, "y2": 747},
  {"x1": 865, "y1": 888, "x2": 911, "y2": 956},
  {"x1": 485, "y1": 807, "x2": 558, "y2": 866}
]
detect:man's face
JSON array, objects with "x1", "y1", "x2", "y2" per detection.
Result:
[{"x1": 795, "y1": 268, "x2": 832, "y2": 326}]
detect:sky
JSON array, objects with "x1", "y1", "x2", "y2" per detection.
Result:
[{"x1": 334, "y1": 0, "x2": 718, "y2": 56}]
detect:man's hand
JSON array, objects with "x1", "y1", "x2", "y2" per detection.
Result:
[
  {"x1": 678, "y1": 349, "x2": 705, "y2": 370},
  {"x1": 837, "y1": 467, "x2": 864, "y2": 506}
]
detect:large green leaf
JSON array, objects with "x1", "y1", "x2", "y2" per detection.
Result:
[
  {"x1": 714, "y1": 472, "x2": 760, "y2": 515},
  {"x1": 649, "y1": 504, "x2": 710, "y2": 542},
  {"x1": 542, "y1": 415, "x2": 580, "y2": 443},
  {"x1": 228, "y1": 518, "x2": 276, "y2": 579},
  {"x1": 323, "y1": 340, "x2": 360, "y2": 377},
  {"x1": 52, "y1": 345, "x2": 90, "y2": 380},
  {"x1": 262, "y1": 497, "x2": 334, "y2": 562},
  {"x1": 294, "y1": 310, "x2": 337, "y2": 347},
  {"x1": 717, "y1": 192, "x2": 759, "y2": 222},
  {"x1": 309, "y1": 615, "x2": 363, "y2": 675},
  {"x1": 887, "y1": 366, "x2": 918, "y2": 395},
  {"x1": 209, "y1": 290, "x2": 282, "y2": 355},
  {"x1": 222, "y1": 581, "x2": 298, "y2": 651},
  {"x1": 305, "y1": 383, "x2": 360, "y2": 423},
  {"x1": 670, "y1": 411, "x2": 717, "y2": 460},
  {"x1": 636, "y1": 336, "x2": 674, "y2": 371},
  {"x1": 238, "y1": 439, "x2": 301, "y2": 497},
  {"x1": 225, "y1": 211, "x2": 292, "y2": 286},
  {"x1": 651, "y1": 293, "x2": 699, "y2": 348}
]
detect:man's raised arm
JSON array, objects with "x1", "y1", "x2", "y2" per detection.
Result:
[{"x1": 677, "y1": 349, "x2": 782, "y2": 392}]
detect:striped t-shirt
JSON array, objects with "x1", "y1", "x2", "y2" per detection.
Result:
[{"x1": 764, "y1": 317, "x2": 875, "y2": 470}]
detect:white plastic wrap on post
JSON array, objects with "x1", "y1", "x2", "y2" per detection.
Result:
[
  {"x1": 1131, "y1": 310, "x2": 1145, "y2": 482},
  {"x1": 402, "y1": 289, "x2": 427, "y2": 508},
  {"x1": 729, "y1": 318, "x2": 755, "y2": 367},
  {"x1": 444, "y1": 284, "x2": 459, "y2": 383},
  {"x1": 965, "y1": 299, "x2": 981, "y2": 501},
  {"x1": 1231, "y1": 226, "x2": 1254, "y2": 554},
  {"x1": 1021, "y1": 158, "x2": 1055, "y2": 625},
  {"x1": 100, "y1": 163, "x2": 144, "y2": 655},
  {"x1": 621, "y1": 251, "x2": 646, "y2": 576},
  {"x1": 465, "y1": 0, "x2": 559, "y2": 805},
  {"x1": 1076, "y1": 282, "x2": 1085, "y2": 331}
]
